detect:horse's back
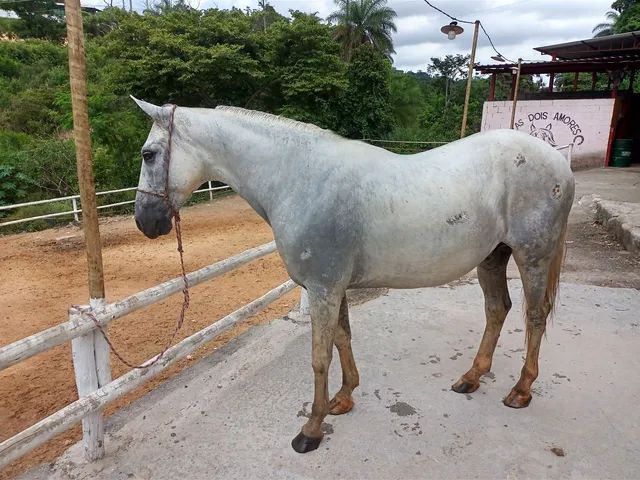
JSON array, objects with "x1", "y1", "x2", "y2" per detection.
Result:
[{"x1": 349, "y1": 129, "x2": 573, "y2": 288}]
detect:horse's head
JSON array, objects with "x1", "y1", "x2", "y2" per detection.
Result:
[{"x1": 132, "y1": 97, "x2": 205, "y2": 239}]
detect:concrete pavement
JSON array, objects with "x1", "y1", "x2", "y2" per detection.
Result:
[
  {"x1": 23, "y1": 281, "x2": 640, "y2": 480},
  {"x1": 575, "y1": 167, "x2": 640, "y2": 253}
]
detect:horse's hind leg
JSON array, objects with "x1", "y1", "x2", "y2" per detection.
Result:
[
  {"x1": 452, "y1": 243, "x2": 512, "y2": 394},
  {"x1": 329, "y1": 295, "x2": 359, "y2": 415},
  {"x1": 504, "y1": 234, "x2": 565, "y2": 408},
  {"x1": 291, "y1": 286, "x2": 343, "y2": 453}
]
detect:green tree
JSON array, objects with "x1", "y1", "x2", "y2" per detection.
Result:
[
  {"x1": 592, "y1": 10, "x2": 620, "y2": 36},
  {"x1": 388, "y1": 69, "x2": 426, "y2": 134},
  {"x1": 615, "y1": 3, "x2": 640, "y2": 32},
  {"x1": 97, "y1": 8, "x2": 266, "y2": 107},
  {"x1": 15, "y1": 138, "x2": 78, "y2": 197},
  {"x1": 338, "y1": 44, "x2": 393, "y2": 138},
  {"x1": 611, "y1": 0, "x2": 639, "y2": 13},
  {"x1": 0, "y1": 165, "x2": 29, "y2": 207},
  {"x1": 1, "y1": 0, "x2": 65, "y2": 40},
  {"x1": 594, "y1": 0, "x2": 640, "y2": 35},
  {"x1": 251, "y1": 1, "x2": 283, "y2": 32},
  {"x1": 267, "y1": 11, "x2": 347, "y2": 128},
  {"x1": 428, "y1": 54, "x2": 469, "y2": 110},
  {"x1": 327, "y1": 0, "x2": 397, "y2": 62},
  {"x1": 591, "y1": 10, "x2": 620, "y2": 38},
  {"x1": 83, "y1": 7, "x2": 131, "y2": 38}
]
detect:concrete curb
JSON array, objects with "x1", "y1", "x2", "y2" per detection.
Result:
[{"x1": 579, "y1": 194, "x2": 640, "y2": 252}]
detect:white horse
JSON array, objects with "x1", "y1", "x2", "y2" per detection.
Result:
[{"x1": 132, "y1": 99, "x2": 574, "y2": 453}]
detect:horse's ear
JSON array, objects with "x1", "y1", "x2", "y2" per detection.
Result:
[
  {"x1": 545, "y1": 123, "x2": 553, "y2": 130},
  {"x1": 530, "y1": 123, "x2": 536, "y2": 132},
  {"x1": 130, "y1": 96, "x2": 166, "y2": 124}
]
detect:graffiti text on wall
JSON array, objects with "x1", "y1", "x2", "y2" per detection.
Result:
[{"x1": 514, "y1": 111, "x2": 585, "y2": 146}]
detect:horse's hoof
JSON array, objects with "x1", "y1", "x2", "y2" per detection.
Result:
[
  {"x1": 291, "y1": 431, "x2": 323, "y2": 453},
  {"x1": 329, "y1": 395, "x2": 354, "y2": 415},
  {"x1": 503, "y1": 390, "x2": 532, "y2": 408},
  {"x1": 451, "y1": 378, "x2": 479, "y2": 394}
]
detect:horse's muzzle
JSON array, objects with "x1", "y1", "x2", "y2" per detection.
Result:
[{"x1": 134, "y1": 196, "x2": 173, "y2": 239}]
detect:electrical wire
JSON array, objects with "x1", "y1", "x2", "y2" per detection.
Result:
[
  {"x1": 479, "y1": 21, "x2": 515, "y2": 63},
  {"x1": 422, "y1": 0, "x2": 474, "y2": 24}
]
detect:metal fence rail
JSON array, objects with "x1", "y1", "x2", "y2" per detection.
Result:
[{"x1": 0, "y1": 182, "x2": 231, "y2": 228}]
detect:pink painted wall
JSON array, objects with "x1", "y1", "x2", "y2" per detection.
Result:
[{"x1": 481, "y1": 99, "x2": 615, "y2": 169}]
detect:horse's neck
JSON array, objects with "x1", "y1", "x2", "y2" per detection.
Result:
[{"x1": 198, "y1": 111, "x2": 298, "y2": 220}]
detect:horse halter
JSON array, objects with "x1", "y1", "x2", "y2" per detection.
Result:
[{"x1": 136, "y1": 103, "x2": 179, "y2": 214}]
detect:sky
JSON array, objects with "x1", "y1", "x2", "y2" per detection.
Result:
[{"x1": 189, "y1": 0, "x2": 614, "y2": 71}]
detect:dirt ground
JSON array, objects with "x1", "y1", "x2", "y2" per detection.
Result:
[
  {"x1": 0, "y1": 195, "x2": 298, "y2": 479},
  {"x1": 2, "y1": 192, "x2": 639, "y2": 479}
]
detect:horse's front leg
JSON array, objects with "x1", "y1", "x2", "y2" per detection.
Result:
[{"x1": 291, "y1": 287, "x2": 343, "y2": 454}]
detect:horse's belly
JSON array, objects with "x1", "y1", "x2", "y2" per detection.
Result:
[
  {"x1": 352, "y1": 243, "x2": 492, "y2": 289},
  {"x1": 351, "y1": 208, "x2": 503, "y2": 289}
]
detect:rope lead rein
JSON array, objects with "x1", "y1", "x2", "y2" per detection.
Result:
[{"x1": 78, "y1": 104, "x2": 190, "y2": 370}]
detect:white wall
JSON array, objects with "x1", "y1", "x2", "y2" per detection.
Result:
[{"x1": 481, "y1": 99, "x2": 615, "y2": 169}]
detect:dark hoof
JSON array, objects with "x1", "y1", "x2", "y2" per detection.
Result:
[
  {"x1": 503, "y1": 390, "x2": 532, "y2": 408},
  {"x1": 291, "y1": 431, "x2": 323, "y2": 453},
  {"x1": 451, "y1": 379, "x2": 480, "y2": 394}
]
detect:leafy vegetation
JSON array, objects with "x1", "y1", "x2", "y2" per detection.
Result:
[
  {"x1": 327, "y1": 0, "x2": 397, "y2": 62},
  {"x1": 593, "y1": 0, "x2": 640, "y2": 36},
  {"x1": 0, "y1": 2, "x2": 511, "y2": 230}
]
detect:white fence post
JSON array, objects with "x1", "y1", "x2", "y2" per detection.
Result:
[
  {"x1": 70, "y1": 298, "x2": 110, "y2": 461},
  {"x1": 208, "y1": 181, "x2": 214, "y2": 201},
  {"x1": 568, "y1": 143, "x2": 573, "y2": 165},
  {"x1": 299, "y1": 289, "x2": 310, "y2": 316},
  {"x1": 71, "y1": 197, "x2": 80, "y2": 223}
]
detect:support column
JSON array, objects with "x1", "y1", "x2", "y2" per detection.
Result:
[
  {"x1": 548, "y1": 54, "x2": 556, "y2": 92},
  {"x1": 488, "y1": 73, "x2": 496, "y2": 101},
  {"x1": 460, "y1": 20, "x2": 480, "y2": 138},
  {"x1": 510, "y1": 59, "x2": 522, "y2": 129}
]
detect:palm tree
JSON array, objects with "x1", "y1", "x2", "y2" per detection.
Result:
[
  {"x1": 592, "y1": 10, "x2": 620, "y2": 37},
  {"x1": 327, "y1": 0, "x2": 397, "y2": 62}
]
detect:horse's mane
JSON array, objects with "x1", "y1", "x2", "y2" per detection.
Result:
[{"x1": 214, "y1": 106, "x2": 337, "y2": 138}]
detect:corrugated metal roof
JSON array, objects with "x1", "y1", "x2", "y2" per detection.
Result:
[
  {"x1": 476, "y1": 56, "x2": 640, "y2": 75},
  {"x1": 476, "y1": 31, "x2": 640, "y2": 75},
  {"x1": 534, "y1": 31, "x2": 640, "y2": 60}
]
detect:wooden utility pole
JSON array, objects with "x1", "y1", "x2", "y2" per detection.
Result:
[
  {"x1": 65, "y1": 0, "x2": 104, "y2": 302},
  {"x1": 64, "y1": 0, "x2": 110, "y2": 461},
  {"x1": 460, "y1": 20, "x2": 479, "y2": 138},
  {"x1": 509, "y1": 58, "x2": 522, "y2": 129}
]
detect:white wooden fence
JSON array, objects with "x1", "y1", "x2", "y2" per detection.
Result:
[
  {"x1": 0, "y1": 240, "x2": 306, "y2": 468},
  {"x1": 0, "y1": 182, "x2": 231, "y2": 228}
]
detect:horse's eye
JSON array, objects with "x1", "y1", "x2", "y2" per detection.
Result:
[{"x1": 142, "y1": 150, "x2": 154, "y2": 162}]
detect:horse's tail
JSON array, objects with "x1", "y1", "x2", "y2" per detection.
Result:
[
  {"x1": 545, "y1": 224, "x2": 567, "y2": 317},
  {"x1": 525, "y1": 224, "x2": 567, "y2": 346}
]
